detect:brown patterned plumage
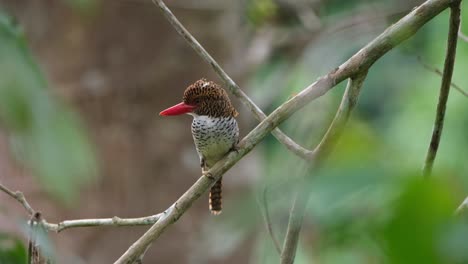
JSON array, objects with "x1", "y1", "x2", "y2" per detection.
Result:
[
  {"x1": 160, "y1": 79, "x2": 239, "y2": 215},
  {"x1": 183, "y1": 79, "x2": 238, "y2": 118}
]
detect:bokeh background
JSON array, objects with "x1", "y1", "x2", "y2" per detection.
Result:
[{"x1": 0, "y1": 0, "x2": 467, "y2": 263}]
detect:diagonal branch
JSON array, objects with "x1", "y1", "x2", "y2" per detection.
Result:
[
  {"x1": 0, "y1": 181, "x2": 35, "y2": 216},
  {"x1": 423, "y1": 0, "x2": 461, "y2": 177},
  {"x1": 115, "y1": 1, "x2": 455, "y2": 262},
  {"x1": 417, "y1": 56, "x2": 468, "y2": 97},
  {"x1": 459, "y1": 31, "x2": 468, "y2": 42},
  {"x1": 456, "y1": 196, "x2": 468, "y2": 215},
  {"x1": 280, "y1": 73, "x2": 368, "y2": 264},
  {"x1": 151, "y1": 0, "x2": 314, "y2": 161}
]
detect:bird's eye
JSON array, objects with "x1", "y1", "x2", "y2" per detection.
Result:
[{"x1": 194, "y1": 98, "x2": 200, "y2": 104}]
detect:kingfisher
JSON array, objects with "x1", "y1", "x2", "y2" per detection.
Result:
[{"x1": 159, "y1": 79, "x2": 239, "y2": 215}]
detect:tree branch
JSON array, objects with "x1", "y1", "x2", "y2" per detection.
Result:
[
  {"x1": 459, "y1": 31, "x2": 468, "y2": 42},
  {"x1": 280, "y1": 73, "x2": 368, "y2": 264},
  {"x1": 456, "y1": 196, "x2": 468, "y2": 215},
  {"x1": 280, "y1": 180, "x2": 311, "y2": 264},
  {"x1": 417, "y1": 56, "x2": 468, "y2": 97},
  {"x1": 151, "y1": 0, "x2": 314, "y2": 161},
  {"x1": 458, "y1": 16, "x2": 468, "y2": 42},
  {"x1": 42, "y1": 214, "x2": 162, "y2": 233},
  {"x1": 114, "y1": 1, "x2": 456, "y2": 261},
  {"x1": 423, "y1": 0, "x2": 461, "y2": 177},
  {"x1": 312, "y1": 74, "x2": 368, "y2": 159},
  {"x1": 259, "y1": 187, "x2": 282, "y2": 255},
  {"x1": 0, "y1": 181, "x2": 162, "y2": 233},
  {"x1": 0, "y1": 181, "x2": 35, "y2": 216}
]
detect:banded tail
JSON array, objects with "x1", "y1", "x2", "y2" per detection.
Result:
[{"x1": 209, "y1": 178, "x2": 222, "y2": 215}]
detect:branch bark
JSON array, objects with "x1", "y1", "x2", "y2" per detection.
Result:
[
  {"x1": 280, "y1": 73, "x2": 368, "y2": 264},
  {"x1": 42, "y1": 214, "x2": 162, "y2": 233},
  {"x1": 115, "y1": 1, "x2": 456, "y2": 262},
  {"x1": 422, "y1": 0, "x2": 461, "y2": 177}
]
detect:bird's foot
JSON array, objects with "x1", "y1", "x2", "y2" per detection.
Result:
[
  {"x1": 229, "y1": 144, "x2": 240, "y2": 154},
  {"x1": 202, "y1": 168, "x2": 214, "y2": 179}
]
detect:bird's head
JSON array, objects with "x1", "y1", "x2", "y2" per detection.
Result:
[{"x1": 159, "y1": 79, "x2": 238, "y2": 118}]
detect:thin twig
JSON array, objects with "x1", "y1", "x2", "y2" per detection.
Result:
[
  {"x1": 322, "y1": 2, "x2": 415, "y2": 35},
  {"x1": 459, "y1": 31, "x2": 468, "y2": 42},
  {"x1": 458, "y1": 16, "x2": 468, "y2": 42},
  {"x1": 151, "y1": 0, "x2": 314, "y2": 161},
  {"x1": 0, "y1": 181, "x2": 163, "y2": 232},
  {"x1": 280, "y1": 73, "x2": 368, "y2": 264},
  {"x1": 42, "y1": 214, "x2": 163, "y2": 233},
  {"x1": 0, "y1": 181, "x2": 35, "y2": 215},
  {"x1": 312, "y1": 73, "x2": 368, "y2": 159},
  {"x1": 417, "y1": 56, "x2": 468, "y2": 97},
  {"x1": 115, "y1": 1, "x2": 455, "y2": 262},
  {"x1": 280, "y1": 180, "x2": 310, "y2": 264},
  {"x1": 423, "y1": 0, "x2": 461, "y2": 177},
  {"x1": 456, "y1": 196, "x2": 468, "y2": 215},
  {"x1": 258, "y1": 187, "x2": 281, "y2": 255}
]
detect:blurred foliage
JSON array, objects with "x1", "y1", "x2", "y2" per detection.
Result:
[
  {"x1": 245, "y1": 0, "x2": 278, "y2": 27},
  {"x1": 198, "y1": 0, "x2": 468, "y2": 263},
  {"x1": 244, "y1": 0, "x2": 308, "y2": 28},
  {"x1": 0, "y1": 12, "x2": 96, "y2": 204},
  {"x1": 0, "y1": 234, "x2": 27, "y2": 264},
  {"x1": 383, "y1": 179, "x2": 457, "y2": 264}
]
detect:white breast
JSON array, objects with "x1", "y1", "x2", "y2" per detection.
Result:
[{"x1": 191, "y1": 115, "x2": 239, "y2": 167}]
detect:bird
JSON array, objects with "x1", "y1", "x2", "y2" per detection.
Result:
[{"x1": 159, "y1": 79, "x2": 239, "y2": 215}]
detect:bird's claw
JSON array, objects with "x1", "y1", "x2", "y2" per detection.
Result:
[
  {"x1": 202, "y1": 169, "x2": 214, "y2": 179},
  {"x1": 230, "y1": 144, "x2": 240, "y2": 154}
]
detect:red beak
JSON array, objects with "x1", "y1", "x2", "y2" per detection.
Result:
[{"x1": 159, "y1": 102, "x2": 196, "y2": 116}]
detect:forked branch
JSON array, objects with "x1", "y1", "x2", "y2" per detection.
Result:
[
  {"x1": 0, "y1": 1, "x2": 462, "y2": 263},
  {"x1": 0, "y1": 181, "x2": 35, "y2": 216},
  {"x1": 151, "y1": 0, "x2": 314, "y2": 160},
  {"x1": 115, "y1": 1, "x2": 456, "y2": 262},
  {"x1": 281, "y1": 73, "x2": 368, "y2": 264},
  {"x1": 0, "y1": 182, "x2": 162, "y2": 232}
]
